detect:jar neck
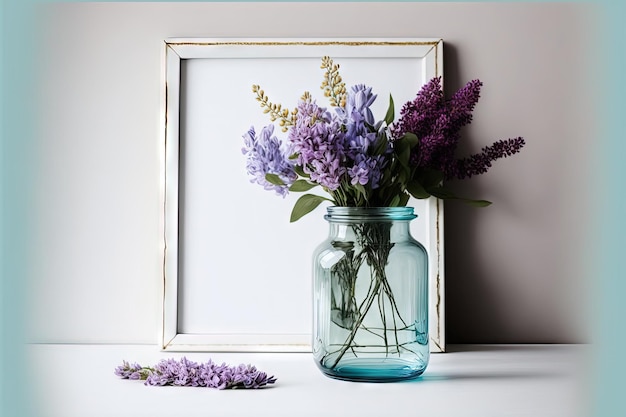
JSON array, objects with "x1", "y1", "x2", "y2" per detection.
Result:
[
  {"x1": 324, "y1": 207, "x2": 416, "y2": 242},
  {"x1": 324, "y1": 206, "x2": 417, "y2": 223}
]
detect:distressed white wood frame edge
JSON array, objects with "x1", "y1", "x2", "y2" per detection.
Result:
[{"x1": 161, "y1": 38, "x2": 445, "y2": 353}]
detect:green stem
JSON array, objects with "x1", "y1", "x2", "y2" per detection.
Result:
[
  {"x1": 329, "y1": 278, "x2": 382, "y2": 369},
  {"x1": 326, "y1": 221, "x2": 413, "y2": 369}
]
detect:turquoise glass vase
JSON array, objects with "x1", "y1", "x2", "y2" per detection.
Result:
[{"x1": 312, "y1": 207, "x2": 429, "y2": 382}]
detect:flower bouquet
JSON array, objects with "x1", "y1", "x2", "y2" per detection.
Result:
[
  {"x1": 242, "y1": 57, "x2": 524, "y2": 380},
  {"x1": 242, "y1": 56, "x2": 524, "y2": 220}
]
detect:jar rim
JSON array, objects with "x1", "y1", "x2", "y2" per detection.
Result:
[{"x1": 325, "y1": 206, "x2": 417, "y2": 222}]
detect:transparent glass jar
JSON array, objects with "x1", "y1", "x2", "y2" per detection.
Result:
[{"x1": 312, "y1": 206, "x2": 429, "y2": 382}]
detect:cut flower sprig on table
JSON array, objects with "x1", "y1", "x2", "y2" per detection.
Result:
[
  {"x1": 242, "y1": 56, "x2": 525, "y2": 222},
  {"x1": 115, "y1": 357, "x2": 277, "y2": 389}
]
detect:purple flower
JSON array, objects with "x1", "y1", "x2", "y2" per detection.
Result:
[
  {"x1": 337, "y1": 84, "x2": 377, "y2": 128},
  {"x1": 114, "y1": 360, "x2": 143, "y2": 379},
  {"x1": 144, "y1": 358, "x2": 179, "y2": 386},
  {"x1": 242, "y1": 124, "x2": 297, "y2": 197},
  {"x1": 230, "y1": 364, "x2": 278, "y2": 389},
  {"x1": 392, "y1": 77, "x2": 454, "y2": 171},
  {"x1": 144, "y1": 372, "x2": 169, "y2": 386},
  {"x1": 288, "y1": 99, "x2": 347, "y2": 191},
  {"x1": 449, "y1": 137, "x2": 526, "y2": 179},
  {"x1": 448, "y1": 79, "x2": 483, "y2": 130},
  {"x1": 391, "y1": 76, "x2": 445, "y2": 144},
  {"x1": 348, "y1": 154, "x2": 386, "y2": 189},
  {"x1": 242, "y1": 56, "x2": 524, "y2": 210},
  {"x1": 393, "y1": 77, "x2": 524, "y2": 179},
  {"x1": 338, "y1": 85, "x2": 380, "y2": 154},
  {"x1": 116, "y1": 357, "x2": 277, "y2": 389},
  {"x1": 328, "y1": 85, "x2": 389, "y2": 191},
  {"x1": 199, "y1": 360, "x2": 233, "y2": 389}
]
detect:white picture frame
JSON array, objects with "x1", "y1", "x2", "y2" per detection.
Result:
[{"x1": 161, "y1": 38, "x2": 445, "y2": 353}]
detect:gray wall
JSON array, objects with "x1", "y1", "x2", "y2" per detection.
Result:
[{"x1": 31, "y1": 2, "x2": 596, "y2": 344}]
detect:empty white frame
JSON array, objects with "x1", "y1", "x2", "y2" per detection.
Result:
[{"x1": 162, "y1": 38, "x2": 445, "y2": 352}]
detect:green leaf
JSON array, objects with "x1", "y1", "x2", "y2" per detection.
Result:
[
  {"x1": 406, "y1": 180, "x2": 431, "y2": 199},
  {"x1": 389, "y1": 195, "x2": 400, "y2": 207},
  {"x1": 354, "y1": 183, "x2": 368, "y2": 201},
  {"x1": 426, "y1": 186, "x2": 455, "y2": 200},
  {"x1": 402, "y1": 132, "x2": 419, "y2": 149},
  {"x1": 465, "y1": 199, "x2": 492, "y2": 207},
  {"x1": 419, "y1": 169, "x2": 444, "y2": 188},
  {"x1": 364, "y1": 121, "x2": 377, "y2": 132},
  {"x1": 384, "y1": 94, "x2": 395, "y2": 126},
  {"x1": 398, "y1": 192, "x2": 411, "y2": 207},
  {"x1": 294, "y1": 165, "x2": 310, "y2": 178},
  {"x1": 289, "y1": 180, "x2": 318, "y2": 192},
  {"x1": 372, "y1": 132, "x2": 390, "y2": 156},
  {"x1": 290, "y1": 194, "x2": 332, "y2": 222},
  {"x1": 265, "y1": 173, "x2": 285, "y2": 186},
  {"x1": 394, "y1": 132, "x2": 419, "y2": 169},
  {"x1": 397, "y1": 169, "x2": 408, "y2": 186},
  {"x1": 394, "y1": 138, "x2": 410, "y2": 168},
  {"x1": 426, "y1": 185, "x2": 492, "y2": 207}
]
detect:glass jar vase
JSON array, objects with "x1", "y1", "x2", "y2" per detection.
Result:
[{"x1": 312, "y1": 206, "x2": 429, "y2": 382}]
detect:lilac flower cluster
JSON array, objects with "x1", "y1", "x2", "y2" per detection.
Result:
[
  {"x1": 114, "y1": 360, "x2": 150, "y2": 380},
  {"x1": 288, "y1": 99, "x2": 347, "y2": 191},
  {"x1": 392, "y1": 77, "x2": 524, "y2": 180},
  {"x1": 450, "y1": 137, "x2": 526, "y2": 179},
  {"x1": 244, "y1": 83, "x2": 389, "y2": 199},
  {"x1": 115, "y1": 357, "x2": 277, "y2": 389},
  {"x1": 242, "y1": 124, "x2": 297, "y2": 197},
  {"x1": 338, "y1": 84, "x2": 389, "y2": 189}
]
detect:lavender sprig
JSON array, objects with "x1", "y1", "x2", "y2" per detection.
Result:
[
  {"x1": 242, "y1": 124, "x2": 297, "y2": 197},
  {"x1": 393, "y1": 76, "x2": 524, "y2": 180},
  {"x1": 115, "y1": 357, "x2": 277, "y2": 389},
  {"x1": 449, "y1": 137, "x2": 526, "y2": 179},
  {"x1": 114, "y1": 360, "x2": 153, "y2": 380}
]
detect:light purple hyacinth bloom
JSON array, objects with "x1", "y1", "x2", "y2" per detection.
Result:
[
  {"x1": 348, "y1": 154, "x2": 385, "y2": 189},
  {"x1": 115, "y1": 357, "x2": 277, "y2": 389},
  {"x1": 288, "y1": 99, "x2": 347, "y2": 191},
  {"x1": 336, "y1": 84, "x2": 389, "y2": 189},
  {"x1": 337, "y1": 84, "x2": 376, "y2": 129},
  {"x1": 337, "y1": 84, "x2": 378, "y2": 152},
  {"x1": 242, "y1": 124, "x2": 297, "y2": 197}
]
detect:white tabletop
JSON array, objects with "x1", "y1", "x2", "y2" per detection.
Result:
[{"x1": 28, "y1": 344, "x2": 590, "y2": 417}]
